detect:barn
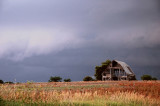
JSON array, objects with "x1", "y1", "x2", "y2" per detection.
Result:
[{"x1": 102, "y1": 60, "x2": 136, "y2": 81}]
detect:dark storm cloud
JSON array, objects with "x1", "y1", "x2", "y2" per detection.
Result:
[{"x1": 0, "y1": 0, "x2": 160, "y2": 82}]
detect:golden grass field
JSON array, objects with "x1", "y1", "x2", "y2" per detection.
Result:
[{"x1": 0, "y1": 81, "x2": 160, "y2": 106}]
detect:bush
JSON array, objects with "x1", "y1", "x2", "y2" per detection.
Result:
[
  {"x1": 27, "y1": 80, "x2": 34, "y2": 84},
  {"x1": 141, "y1": 75, "x2": 158, "y2": 81},
  {"x1": 64, "y1": 78, "x2": 71, "y2": 82},
  {"x1": 141, "y1": 75, "x2": 152, "y2": 80},
  {"x1": 48, "y1": 76, "x2": 62, "y2": 82},
  {"x1": 83, "y1": 76, "x2": 94, "y2": 81},
  {"x1": 0, "y1": 79, "x2": 4, "y2": 84},
  {"x1": 152, "y1": 77, "x2": 157, "y2": 80},
  {"x1": 5, "y1": 81, "x2": 14, "y2": 84}
]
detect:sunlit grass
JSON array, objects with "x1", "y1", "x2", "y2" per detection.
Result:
[{"x1": 0, "y1": 81, "x2": 159, "y2": 105}]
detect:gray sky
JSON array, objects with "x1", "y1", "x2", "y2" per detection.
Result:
[{"x1": 0, "y1": 0, "x2": 160, "y2": 82}]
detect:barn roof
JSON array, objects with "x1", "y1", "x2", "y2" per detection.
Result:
[{"x1": 113, "y1": 60, "x2": 134, "y2": 75}]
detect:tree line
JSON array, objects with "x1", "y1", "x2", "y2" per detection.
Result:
[
  {"x1": 48, "y1": 76, "x2": 71, "y2": 82},
  {"x1": 0, "y1": 59, "x2": 158, "y2": 83}
]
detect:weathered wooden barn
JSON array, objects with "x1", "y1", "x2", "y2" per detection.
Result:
[{"x1": 102, "y1": 60, "x2": 136, "y2": 81}]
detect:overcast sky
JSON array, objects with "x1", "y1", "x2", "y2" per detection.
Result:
[{"x1": 0, "y1": 0, "x2": 160, "y2": 82}]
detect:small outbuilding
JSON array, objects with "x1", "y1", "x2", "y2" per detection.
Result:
[{"x1": 102, "y1": 60, "x2": 136, "y2": 81}]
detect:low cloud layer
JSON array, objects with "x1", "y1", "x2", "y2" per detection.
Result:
[{"x1": 0, "y1": 27, "x2": 85, "y2": 61}]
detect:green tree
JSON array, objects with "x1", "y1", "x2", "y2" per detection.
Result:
[
  {"x1": 141, "y1": 75, "x2": 152, "y2": 80},
  {"x1": 83, "y1": 76, "x2": 94, "y2": 81},
  {"x1": 64, "y1": 78, "x2": 71, "y2": 82},
  {"x1": 94, "y1": 60, "x2": 111, "y2": 80},
  {"x1": 48, "y1": 76, "x2": 62, "y2": 82},
  {"x1": 152, "y1": 77, "x2": 157, "y2": 80},
  {"x1": 5, "y1": 81, "x2": 14, "y2": 84},
  {"x1": 0, "y1": 79, "x2": 4, "y2": 84}
]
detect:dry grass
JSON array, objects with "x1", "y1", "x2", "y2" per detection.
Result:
[{"x1": 0, "y1": 81, "x2": 160, "y2": 105}]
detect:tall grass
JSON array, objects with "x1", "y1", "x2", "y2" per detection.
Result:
[{"x1": 0, "y1": 81, "x2": 159, "y2": 105}]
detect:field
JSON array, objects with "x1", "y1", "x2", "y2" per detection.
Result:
[{"x1": 0, "y1": 81, "x2": 160, "y2": 106}]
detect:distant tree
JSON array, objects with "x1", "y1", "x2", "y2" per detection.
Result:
[
  {"x1": 83, "y1": 76, "x2": 94, "y2": 81},
  {"x1": 152, "y1": 77, "x2": 157, "y2": 81},
  {"x1": 0, "y1": 79, "x2": 4, "y2": 84},
  {"x1": 64, "y1": 78, "x2": 71, "y2": 82},
  {"x1": 141, "y1": 75, "x2": 152, "y2": 80},
  {"x1": 27, "y1": 80, "x2": 34, "y2": 84},
  {"x1": 48, "y1": 76, "x2": 62, "y2": 82},
  {"x1": 94, "y1": 60, "x2": 111, "y2": 80},
  {"x1": 5, "y1": 81, "x2": 14, "y2": 84}
]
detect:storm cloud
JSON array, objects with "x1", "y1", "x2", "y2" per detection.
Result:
[{"x1": 0, "y1": 0, "x2": 160, "y2": 82}]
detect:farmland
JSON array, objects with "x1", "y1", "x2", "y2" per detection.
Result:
[{"x1": 0, "y1": 81, "x2": 160, "y2": 106}]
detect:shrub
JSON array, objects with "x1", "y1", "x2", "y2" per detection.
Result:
[
  {"x1": 5, "y1": 81, "x2": 14, "y2": 84},
  {"x1": 152, "y1": 77, "x2": 157, "y2": 80},
  {"x1": 27, "y1": 80, "x2": 34, "y2": 84},
  {"x1": 64, "y1": 78, "x2": 71, "y2": 82},
  {"x1": 141, "y1": 75, "x2": 152, "y2": 80},
  {"x1": 0, "y1": 79, "x2": 4, "y2": 84},
  {"x1": 48, "y1": 76, "x2": 62, "y2": 82},
  {"x1": 83, "y1": 76, "x2": 94, "y2": 81}
]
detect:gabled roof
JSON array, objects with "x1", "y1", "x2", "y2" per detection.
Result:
[{"x1": 113, "y1": 60, "x2": 134, "y2": 75}]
